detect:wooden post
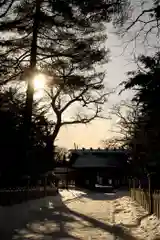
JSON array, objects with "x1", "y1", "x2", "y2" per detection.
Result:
[
  {"x1": 148, "y1": 174, "x2": 153, "y2": 214},
  {"x1": 27, "y1": 176, "x2": 30, "y2": 200},
  {"x1": 44, "y1": 174, "x2": 47, "y2": 197},
  {"x1": 66, "y1": 167, "x2": 68, "y2": 190},
  {"x1": 24, "y1": 175, "x2": 30, "y2": 201},
  {"x1": 129, "y1": 178, "x2": 131, "y2": 195},
  {"x1": 133, "y1": 177, "x2": 136, "y2": 200}
]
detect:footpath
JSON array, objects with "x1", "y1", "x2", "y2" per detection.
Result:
[{"x1": 0, "y1": 189, "x2": 160, "y2": 239}]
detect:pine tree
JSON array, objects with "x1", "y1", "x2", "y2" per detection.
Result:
[
  {"x1": 0, "y1": 86, "x2": 54, "y2": 183},
  {"x1": 0, "y1": 0, "x2": 129, "y2": 153},
  {"x1": 123, "y1": 52, "x2": 160, "y2": 175}
]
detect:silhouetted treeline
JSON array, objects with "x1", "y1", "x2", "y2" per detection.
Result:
[
  {"x1": 0, "y1": 87, "x2": 54, "y2": 187},
  {"x1": 122, "y1": 52, "x2": 160, "y2": 188}
]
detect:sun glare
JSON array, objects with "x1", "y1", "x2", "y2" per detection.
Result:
[{"x1": 33, "y1": 73, "x2": 46, "y2": 90}]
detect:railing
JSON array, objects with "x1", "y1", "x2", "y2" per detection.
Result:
[{"x1": 0, "y1": 186, "x2": 57, "y2": 206}]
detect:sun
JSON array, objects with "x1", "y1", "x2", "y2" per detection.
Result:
[{"x1": 33, "y1": 73, "x2": 46, "y2": 90}]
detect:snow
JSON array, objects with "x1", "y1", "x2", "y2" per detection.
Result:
[
  {"x1": 0, "y1": 189, "x2": 160, "y2": 239},
  {"x1": 111, "y1": 194, "x2": 160, "y2": 239}
]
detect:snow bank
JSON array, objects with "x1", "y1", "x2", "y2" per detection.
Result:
[{"x1": 112, "y1": 195, "x2": 160, "y2": 239}]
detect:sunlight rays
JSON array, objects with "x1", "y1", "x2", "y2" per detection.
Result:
[
  {"x1": 33, "y1": 73, "x2": 47, "y2": 100},
  {"x1": 33, "y1": 73, "x2": 46, "y2": 90}
]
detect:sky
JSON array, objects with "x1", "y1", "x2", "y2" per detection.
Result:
[
  {"x1": 57, "y1": 0, "x2": 159, "y2": 150},
  {"x1": 57, "y1": 24, "x2": 136, "y2": 149}
]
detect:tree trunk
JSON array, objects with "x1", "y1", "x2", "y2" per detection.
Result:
[
  {"x1": 52, "y1": 121, "x2": 61, "y2": 144},
  {"x1": 50, "y1": 118, "x2": 61, "y2": 166},
  {"x1": 23, "y1": 0, "x2": 41, "y2": 154}
]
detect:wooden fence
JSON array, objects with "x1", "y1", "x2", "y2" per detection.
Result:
[
  {"x1": 0, "y1": 186, "x2": 58, "y2": 206},
  {"x1": 130, "y1": 188, "x2": 160, "y2": 218}
]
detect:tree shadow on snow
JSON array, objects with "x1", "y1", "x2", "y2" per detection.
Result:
[
  {"x1": 64, "y1": 188, "x2": 129, "y2": 202},
  {"x1": 67, "y1": 208, "x2": 138, "y2": 240},
  {"x1": 0, "y1": 190, "x2": 139, "y2": 240},
  {"x1": 119, "y1": 213, "x2": 151, "y2": 228}
]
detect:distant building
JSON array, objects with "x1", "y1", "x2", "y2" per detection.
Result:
[{"x1": 68, "y1": 148, "x2": 129, "y2": 188}]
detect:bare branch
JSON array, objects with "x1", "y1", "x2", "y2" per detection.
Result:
[
  {"x1": 104, "y1": 100, "x2": 139, "y2": 147},
  {"x1": 61, "y1": 104, "x2": 103, "y2": 126},
  {"x1": 60, "y1": 87, "x2": 89, "y2": 113},
  {"x1": 0, "y1": 0, "x2": 15, "y2": 18},
  {"x1": 126, "y1": 7, "x2": 156, "y2": 32},
  {"x1": 101, "y1": 136, "x2": 125, "y2": 148}
]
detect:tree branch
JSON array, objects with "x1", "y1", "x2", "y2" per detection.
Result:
[
  {"x1": 61, "y1": 104, "x2": 104, "y2": 126},
  {"x1": 0, "y1": 0, "x2": 15, "y2": 18},
  {"x1": 60, "y1": 87, "x2": 89, "y2": 113},
  {"x1": 126, "y1": 7, "x2": 156, "y2": 32}
]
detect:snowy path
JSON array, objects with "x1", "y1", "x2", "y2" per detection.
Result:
[{"x1": 0, "y1": 189, "x2": 160, "y2": 239}]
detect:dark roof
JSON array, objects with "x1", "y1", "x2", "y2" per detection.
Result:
[
  {"x1": 69, "y1": 148, "x2": 127, "y2": 154},
  {"x1": 71, "y1": 150, "x2": 128, "y2": 168}
]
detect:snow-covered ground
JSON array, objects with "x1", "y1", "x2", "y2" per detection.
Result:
[
  {"x1": 0, "y1": 189, "x2": 160, "y2": 239},
  {"x1": 112, "y1": 194, "x2": 160, "y2": 240}
]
